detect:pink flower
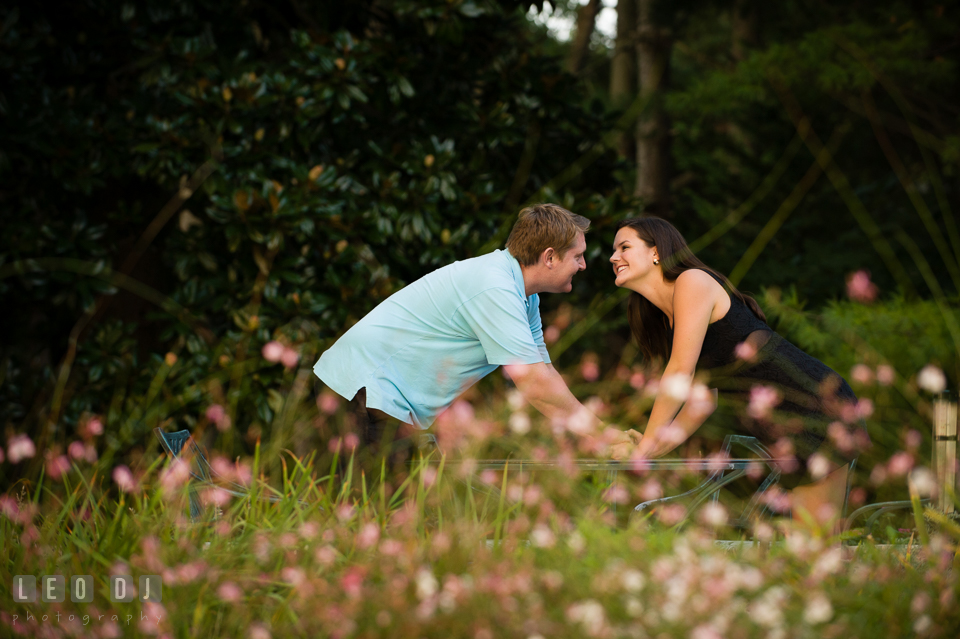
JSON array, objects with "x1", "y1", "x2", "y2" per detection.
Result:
[
  {"x1": 341, "y1": 567, "x2": 365, "y2": 598},
  {"x1": 639, "y1": 479, "x2": 662, "y2": 501},
  {"x1": 83, "y1": 443, "x2": 98, "y2": 463},
  {"x1": 281, "y1": 567, "x2": 305, "y2": 587},
  {"x1": 315, "y1": 545, "x2": 337, "y2": 565},
  {"x1": 888, "y1": 451, "x2": 914, "y2": 476},
  {"x1": 905, "y1": 429, "x2": 922, "y2": 450},
  {"x1": 201, "y1": 487, "x2": 232, "y2": 507},
  {"x1": 280, "y1": 347, "x2": 299, "y2": 369},
  {"x1": 299, "y1": 521, "x2": 319, "y2": 540},
  {"x1": 176, "y1": 561, "x2": 206, "y2": 583},
  {"x1": 827, "y1": 422, "x2": 855, "y2": 453},
  {"x1": 761, "y1": 486, "x2": 790, "y2": 513},
  {"x1": 356, "y1": 523, "x2": 380, "y2": 550},
  {"x1": 857, "y1": 398, "x2": 874, "y2": 419},
  {"x1": 248, "y1": 622, "x2": 271, "y2": 639},
  {"x1": 851, "y1": 364, "x2": 873, "y2": 385},
  {"x1": 7, "y1": 435, "x2": 36, "y2": 464},
  {"x1": 211, "y1": 456, "x2": 235, "y2": 481},
  {"x1": 343, "y1": 432, "x2": 359, "y2": 451},
  {"x1": 206, "y1": 404, "x2": 230, "y2": 431},
  {"x1": 46, "y1": 454, "x2": 71, "y2": 480},
  {"x1": 629, "y1": 371, "x2": 645, "y2": 390},
  {"x1": 735, "y1": 341, "x2": 757, "y2": 361},
  {"x1": 603, "y1": 484, "x2": 629, "y2": 504},
  {"x1": 543, "y1": 325, "x2": 560, "y2": 344},
  {"x1": 691, "y1": 624, "x2": 724, "y2": 639},
  {"x1": 113, "y1": 465, "x2": 137, "y2": 493},
  {"x1": 234, "y1": 460, "x2": 252, "y2": 486},
  {"x1": 580, "y1": 356, "x2": 600, "y2": 382},
  {"x1": 87, "y1": 417, "x2": 104, "y2": 436},
  {"x1": 0, "y1": 495, "x2": 19, "y2": 520},
  {"x1": 876, "y1": 365, "x2": 895, "y2": 385},
  {"x1": 747, "y1": 385, "x2": 781, "y2": 419},
  {"x1": 656, "y1": 504, "x2": 686, "y2": 526},
  {"x1": 218, "y1": 581, "x2": 243, "y2": 603},
  {"x1": 160, "y1": 459, "x2": 191, "y2": 493},
  {"x1": 261, "y1": 341, "x2": 284, "y2": 363},
  {"x1": 846, "y1": 270, "x2": 878, "y2": 302},
  {"x1": 67, "y1": 440, "x2": 85, "y2": 460},
  {"x1": 317, "y1": 390, "x2": 340, "y2": 415}
]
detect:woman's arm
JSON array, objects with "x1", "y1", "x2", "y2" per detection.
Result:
[{"x1": 635, "y1": 270, "x2": 720, "y2": 457}]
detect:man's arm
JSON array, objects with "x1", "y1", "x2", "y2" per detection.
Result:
[{"x1": 504, "y1": 362, "x2": 601, "y2": 431}]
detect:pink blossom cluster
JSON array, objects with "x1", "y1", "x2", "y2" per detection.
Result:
[{"x1": 261, "y1": 340, "x2": 301, "y2": 369}]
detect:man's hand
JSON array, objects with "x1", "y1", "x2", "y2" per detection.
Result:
[{"x1": 609, "y1": 429, "x2": 643, "y2": 460}]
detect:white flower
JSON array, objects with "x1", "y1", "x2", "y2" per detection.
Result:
[
  {"x1": 909, "y1": 468, "x2": 937, "y2": 497},
  {"x1": 530, "y1": 524, "x2": 555, "y2": 548},
  {"x1": 807, "y1": 453, "x2": 831, "y2": 480},
  {"x1": 567, "y1": 531, "x2": 586, "y2": 553},
  {"x1": 415, "y1": 568, "x2": 438, "y2": 600},
  {"x1": 661, "y1": 374, "x2": 692, "y2": 401},
  {"x1": 508, "y1": 412, "x2": 531, "y2": 435},
  {"x1": 621, "y1": 569, "x2": 645, "y2": 593},
  {"x1": 748, "y1": 586, "x2": 787, "y2": 627},
  {"x1": 811, "y1": 548, "x2": 844, "y2": 579},
  {"x1": 913, "y1": 615, "x2": 932, "y2": 634},
  {"x1": 698, "y1": 502, "x2": 728, "y2": 527},
  {"x1": 803, "y1": 593, "x2": 833, "y2": 624},
  {"x1": 566, "y1": 407, "x2": 595, "y2": 435},
  {"x1": 566, "y1": 600, "x2": 606, "y2": 637},
  {"x1": 917, "y1": 365, "x2": 947, "y2": 394}
]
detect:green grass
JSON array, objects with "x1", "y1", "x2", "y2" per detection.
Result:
[{"x1": 2, "y1": 445, "x2": 959, "y2": 639}]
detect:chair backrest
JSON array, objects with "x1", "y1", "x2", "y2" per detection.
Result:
[
  {"x1": 154, "y1": 428, "x2": 208, "y2": 520},
  {"x1": 154, "y1": 428, "x2": 211, "y2": 482}
]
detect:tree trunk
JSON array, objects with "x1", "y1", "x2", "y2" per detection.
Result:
[
  {"x1": 610, "y1": 0, "x2": 637, "y2": 158},
  {"x1": 567, "y1": 0, "x2": 601, "y2": 75},
  {"x1": 635, "y1": 0, "x2": 672, "y2": 216},
  {"x1": 731, "y1": 0, "x2": 758, "y2": 61}
]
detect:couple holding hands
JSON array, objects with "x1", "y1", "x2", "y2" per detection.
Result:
[{"x1": 315, "y1": 204, "x2": 866, "y2": 523}]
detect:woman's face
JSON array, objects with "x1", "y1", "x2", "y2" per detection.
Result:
[{"x1": 610, "y1": 227, "x2": 659, "y2": 289}]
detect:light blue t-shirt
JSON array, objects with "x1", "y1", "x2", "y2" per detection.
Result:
[{"x1": 314, "y1": 249, "x2": 550, "y2": 429}]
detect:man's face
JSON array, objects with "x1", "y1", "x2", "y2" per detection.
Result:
[{"x1": 545, "y1": 232, "x2": 587, "y2": 293}]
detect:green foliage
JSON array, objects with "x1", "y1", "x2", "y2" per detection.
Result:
[
  {"x1": 1, "y1": 441, "x2": 959, "y2": 638},
  {"x1": 762, "y1": 288, "x2": 960, "y2": 389},
  {"x1": 0, "y1": 0, "x2": 622, "y2": 455}
]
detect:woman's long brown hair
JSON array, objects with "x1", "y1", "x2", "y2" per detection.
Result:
[{"x1": 617, "y1": 217, "x2": 766, "y2": 364}]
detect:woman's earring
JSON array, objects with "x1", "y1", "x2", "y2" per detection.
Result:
[{"x1": 653, "y1": 258, "x2": 659, "y2": 265}]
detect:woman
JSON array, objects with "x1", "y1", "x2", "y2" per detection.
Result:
[{"x1": 610, "y1": 217, "x2": 867, "y2": 525}]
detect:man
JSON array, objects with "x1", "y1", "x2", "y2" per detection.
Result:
[{"x1": 314, "y1": 203, "x2": 602, "y2": 451}]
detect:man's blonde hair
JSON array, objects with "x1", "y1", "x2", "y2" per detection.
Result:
[{"x1": 505, "y1": 203, "x2": 590, "y2": 266}]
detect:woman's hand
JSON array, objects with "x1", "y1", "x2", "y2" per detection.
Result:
[
  {"x1": 609, "y1": 429, "x2": 643, "y2": 460},
  {"x1": 637, "y1": 385, "x2": 718, "y2": 458}
]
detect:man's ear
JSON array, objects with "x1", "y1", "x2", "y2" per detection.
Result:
[{"x1": 541, "y1": 247, "x2": 556, "y2": 267}]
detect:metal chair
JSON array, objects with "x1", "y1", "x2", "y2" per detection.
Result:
[
  {"x1": 154, "y1": 428, "x2": 253, "y2": 520},
  {"x1": 634, "y1": 434, "x2": 786, "y2": 527}
]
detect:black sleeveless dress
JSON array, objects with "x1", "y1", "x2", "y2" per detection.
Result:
[{"x1": 695, "y1": 273, "x2": 862, "y2": 484}]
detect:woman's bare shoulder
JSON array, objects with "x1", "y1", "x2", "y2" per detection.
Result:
[{"x1": 675, "y1": 268, "x2": 724, "y2": 292}]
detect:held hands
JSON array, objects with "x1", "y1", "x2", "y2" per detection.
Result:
[{"x1": 609, "y1": 428, "x2": 643, "y2": 460}]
